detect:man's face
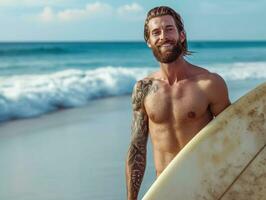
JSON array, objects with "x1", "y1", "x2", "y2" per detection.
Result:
[{"x1": 147, "y1": 15, "x2": 185, "y2": 63}]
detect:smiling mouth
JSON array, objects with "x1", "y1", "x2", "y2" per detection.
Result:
[
  {"x1": 159, "y1": 41, "x2": 174, "y2": 47},
  {"x1": 161, "y1": 43, "x2": 172, "y2": 47},
  {"x1": 159, "y1": 43, "x2": 174, "y2": 50}
]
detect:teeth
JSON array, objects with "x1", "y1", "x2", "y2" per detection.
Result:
[{"x1": 161, "y1": 43, "x2": 172, "y2": 47}]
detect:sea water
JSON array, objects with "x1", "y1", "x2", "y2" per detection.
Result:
[{"x1": 0, "y1": 41, "x2": 266, "y2": 122}]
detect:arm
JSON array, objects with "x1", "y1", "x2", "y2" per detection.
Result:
[
  {"x1": 126, "y1": 80, "x2": 151, "y2": 200},
  {"x1": 208, "y1": 73, "x2": 231, "y2": 116}
]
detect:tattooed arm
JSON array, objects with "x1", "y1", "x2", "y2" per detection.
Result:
[{"x1": 126, "y1": 79, "x2": 152, "y2": 200}]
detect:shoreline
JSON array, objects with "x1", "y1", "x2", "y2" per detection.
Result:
[{"x1": 0, "y1": 95, "x2": 131, "y2": 129}]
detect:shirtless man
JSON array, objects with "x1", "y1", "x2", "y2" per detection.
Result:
[{"x1": 126, "y1": 6, "x2": 231, "y2": 200}]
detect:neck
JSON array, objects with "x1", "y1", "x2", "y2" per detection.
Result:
[{"x1": 159, "y1": 56, "x2": 189, "y2": 85}]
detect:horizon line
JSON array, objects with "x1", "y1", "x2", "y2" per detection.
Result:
[{"x1": 0, "y1": 39, "x2": 266, "y2": 43}]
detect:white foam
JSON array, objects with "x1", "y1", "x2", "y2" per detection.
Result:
[
  {"x1": 0, "y1": 67, "x2": 154, "y2": 121},
  {"x1": 206, "y1": 62, "x2": 266, "y2": 81}
]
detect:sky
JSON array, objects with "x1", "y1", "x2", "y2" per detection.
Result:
[{"x1": 0, "y1": 0, "x2": 265, "y2": 41}]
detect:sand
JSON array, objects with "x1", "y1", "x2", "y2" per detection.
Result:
[{"x1": 0, "y1": 95, "x2": 155, "y2": 200}]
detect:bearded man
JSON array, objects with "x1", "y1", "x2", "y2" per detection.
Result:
[{"x1": 125, "y1": 6, "x2": 231, "y2": 200}]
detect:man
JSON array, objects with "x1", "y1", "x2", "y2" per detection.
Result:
[{"x1": 125, "y1": 6, "x2": 231, "y2": 200}]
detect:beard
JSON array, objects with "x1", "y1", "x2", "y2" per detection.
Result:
[{"x1": 151, "y1": 40, "x2": 183, "y2": 63}]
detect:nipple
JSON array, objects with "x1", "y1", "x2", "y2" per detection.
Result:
[{"x1": 188, "y1": 111, "x2": 196, "y2": 118}]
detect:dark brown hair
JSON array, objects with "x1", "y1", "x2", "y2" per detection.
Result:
[{"x1": 144, "y1": 6, "x2": 190, "y2": 55}]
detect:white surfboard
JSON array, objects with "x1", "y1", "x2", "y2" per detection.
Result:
[{"x1": 142, "y1": 82, "x2": 266, "y2": 200}]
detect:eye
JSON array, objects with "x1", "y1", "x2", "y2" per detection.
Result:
[{"x1": 152, "y1": 30, "x2": 160, "y2": 36}]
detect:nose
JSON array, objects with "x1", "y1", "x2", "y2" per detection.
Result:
[{"x1": 159, "y1": 30, "x2": 168, "y2": 41}]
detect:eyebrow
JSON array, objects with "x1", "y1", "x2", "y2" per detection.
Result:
[
  {"x1": 151, "y1": 24, "x2": 175, "y2": 33},
  {"x1": 152, "y1": 25, "x2": 174, "y2": 31},
  {"x1": 151, "y1": 28, "x2": 160, "y2": 33},
  {"x1": 165, "y1": 25, "x2": 174, "y2": 28}
]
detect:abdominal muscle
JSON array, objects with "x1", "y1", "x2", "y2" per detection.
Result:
[{"x1": 149, "y1": 112, "x2": 213, "y2": 177}]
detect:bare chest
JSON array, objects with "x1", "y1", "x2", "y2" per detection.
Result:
[{"x1": 144, "y1": 81, "x2": 209, "y2": 124}]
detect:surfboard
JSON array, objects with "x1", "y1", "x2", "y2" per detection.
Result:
[{"x1": 142, "y1": 82, "x2": 266, "y2": 200}]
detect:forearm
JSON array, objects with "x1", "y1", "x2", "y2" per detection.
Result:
[{"x1": 126, "y1": 144, "x2": 147, "y2": 200}]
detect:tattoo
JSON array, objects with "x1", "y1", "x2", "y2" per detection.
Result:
[
  {"x1": 150, "y1": 84, "x2": 159, "y2": 94},
  {"x1": 126, "y1": 79, "x2": 153, "y2": 200},
  {"x1": 132, "y1": 79, "x2": 158, "y2": 111}
]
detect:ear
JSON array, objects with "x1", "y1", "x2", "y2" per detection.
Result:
[
  {"x1": 180, "y1": 31, "x2": 186, "y2": 43},
  {"x1": 147, "y1": 40, "x2": 152, "y2": 48}
]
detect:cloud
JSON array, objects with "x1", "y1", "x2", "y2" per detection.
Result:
[
  {"x1": 39, "y1": 2, "x2": 112, "y2": 22},
  {"x1": 117, "y1": 3, "x2": 143, "y2": 15},
  {"x1": 39, "y1": 7, "x2": 55, "y2": 22},
  {"x1": 116, "y1": 3, "x2": 144, "y2": 21},
  {"x1": 58, "y1": 2, "x2": 112, "y2": 21},
  {"x1": 37, "y1": 2, "x2": 144, "y2": 23}
]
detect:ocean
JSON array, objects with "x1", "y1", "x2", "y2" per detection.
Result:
[{"x1": 0, "y1": 41, "x2": 266, "y2": 122}]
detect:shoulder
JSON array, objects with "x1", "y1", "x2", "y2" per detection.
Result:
[
  {"x1": 186, "y1": 65, "x2": 209, "y2": 82},
  {"x1": 200, "y1": 72, "x2": 231, "y2": 115},
  {"x1": 190, "y1": 65, "x2": 227, "y2": 89},
  {"x1": 187, "y1": 64, "x2": 209, "y2": 76},
  {"x1": 132, "y1": 78, "x2": 153, "y2": 95},
  {"x1": 132, "y1": 70, "x2": 160, "y2": 92},
  {"x1": 203, "y1": 72, "x2": 228, "y2": 90},
  {"x1": 190, "y1": 66, "x2": 229, "y2": 97},
  {"x1": 199, "y1": 72, "x2": 230, "y2": 103},
  {"x1": 132, "y1": 78, "x2": 154, "y2": 111}
]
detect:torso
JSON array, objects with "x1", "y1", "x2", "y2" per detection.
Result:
[{"x1": 143, "y1": 68, "x2": 214, "y2": 177}]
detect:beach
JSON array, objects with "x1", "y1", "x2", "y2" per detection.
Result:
[
  {"x1": 0, "y1": 95, "x2": 157, "y2": 200},
  {"x1": 0, "y1": 41, "x2": 266, "y2": 199}
]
